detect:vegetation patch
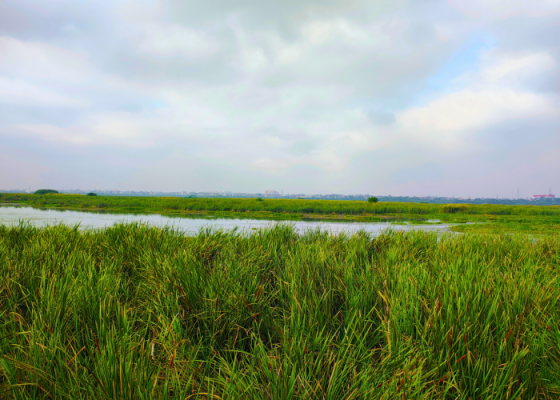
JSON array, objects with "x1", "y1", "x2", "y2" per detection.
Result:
[
  {"x1": 2, "y1": 193, "x2": 560, "y2": 236},
  {"x1": 440, "y1": 204, "x2": 470, "y2": 213},
  {"x1": 33, "y1": 189, "x2": 59, "y2": 195},
  {"x1": 0, "y1": 224, "x2": 559, "y2": 398}
]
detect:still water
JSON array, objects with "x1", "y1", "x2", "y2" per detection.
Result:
[{"x1": 0, "y1": 205, "x2": 453, "y2": 236}]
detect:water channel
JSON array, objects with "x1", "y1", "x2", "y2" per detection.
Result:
[{"x1": 0, "y1": 204, "x2": 454, "y2": 236}]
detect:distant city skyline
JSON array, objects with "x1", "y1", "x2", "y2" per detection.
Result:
[{"x1": 1, "y1": 0, "x2": 559, "y2": 196}]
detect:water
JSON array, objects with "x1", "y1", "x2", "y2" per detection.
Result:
[{"x1": 0, "y1": 205, "x2": 454, "y2": 236}]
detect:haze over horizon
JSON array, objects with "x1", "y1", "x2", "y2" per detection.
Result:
[{"x1": 1, "y1": 0, "x2": 559, "y2": 198}]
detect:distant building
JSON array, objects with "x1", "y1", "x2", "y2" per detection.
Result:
[
  {"x1": 265, "y1": 190, "x2": 279, "y2": 196},
  {"x1": 532, "y1": 194, "x2": 555, "y2": 200}
]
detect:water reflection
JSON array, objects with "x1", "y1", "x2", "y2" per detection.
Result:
[{"x1": 0, "y1": 205, "x2": 453, "y2": 236}]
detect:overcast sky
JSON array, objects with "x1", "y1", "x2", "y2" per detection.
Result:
[{"x1": 1, "y1": 0, "x2": 559, "y2": 197}]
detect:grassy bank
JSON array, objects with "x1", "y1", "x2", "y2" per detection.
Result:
[
  {"x1": 2, "y1": 193, "x2": 560, "y2": 236},
  {"x1": 3, "y1": 193, "x2": 560, "y2": 217},
  {"x1": 1, "y1": 223, "x2": 560, "y2": 399}
]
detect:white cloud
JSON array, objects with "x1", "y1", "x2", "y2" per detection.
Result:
[
  {"x1": 241, "y1": 46, "x2": 268, "y2": 69},
  {"x1": 301, "y1": 19, "x2": 369, "y2": 45},
  {"x1": 251, "y1": 157, "x2": 290, "y2": 173},
  {"x1": 449, "y1": 0, "x2": 560, "y2": 19},
  {"x1": 11, "y1": 124, "x2": 91, "y2": 145},
  {"x1": 0, "y1": 151, "x2": 51, "y2": 189},
  {"x1": 0, "y1": 78, "x2": 85, "y2": 106},
  {"x1": 135, "y1": 24, "x2": 221, "y2": 59},
  {"x1": 11, "y1": 114, "x2": 159, "y2": 148},
  {"x1": 1, "y1": 0, "x2": 560, "y2": 195},
  {"x1": 480, "y1": 50, "x2": 555, "y2": 82},
  {"x1": 398, "y1": 89, "x2": 555, "y2": 146},
  {"x1": 0, "y1": 36, "x2": 92, "y2": 82},
  {"x1": 395, "y1": 48, "x2": 559, "y2": 148}
]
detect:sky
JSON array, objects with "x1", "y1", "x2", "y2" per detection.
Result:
[{"x1": 1, "y1": 0, "x2": 559, "y2": 197}]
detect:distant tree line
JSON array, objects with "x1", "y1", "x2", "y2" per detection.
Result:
[
  {"x1": 34, "y1": 189, "x2": 58, "y2": 195},
  {"x1": 29, "y1": 190, "x2": 98, "y2": 196}
]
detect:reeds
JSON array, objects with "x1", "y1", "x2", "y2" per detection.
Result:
[
  {"x1": 1, "y1": 223, "x2": 559, "y2": 399},
  {"x1": 5, "y1": 193, "x2": 560, "y2": 217},
  {"x1": 5, "y1": 193, "x2": 560, "y2": 235}
]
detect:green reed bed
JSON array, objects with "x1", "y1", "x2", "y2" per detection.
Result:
[
  {"x1": 1, "y1": 193, "x2": 443, "y2": 216},
  {"x1": 1, "y1": 223, "x2": 560, "y2": 399},
  {"x1": 4, "y1": 193, "x2": 560, "y2": 236},
  {"x1": 4, "y1": 193, "x2": 560, "y2": 218}
]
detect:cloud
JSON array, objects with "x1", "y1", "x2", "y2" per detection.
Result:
[
  {"x1": 367, "y1": 110, "x2": 396, "y2": 125},
  {"x1": 449, "y1": 0, "x2": 560, "y2": 19},
  {"x1": 0, "y1": 36, "x2": 92, "y2": 82},
  {"x1": 0, "y1": 149, "x2": 51, "y2": 189},
  {"x1": 391, "y1": 163, "x2": 443, "y2": 185},
  {"x1": 394, "y1": 47, "x2": 560, "y2": 149},
  {"x1": 135, "y1": 23, "x2": 222, "y2": 59},
  {"x1": 398, "y1": 89, "x2": 556, "y2": 146},
  {"x1": 0, "y1": 78, "x2": 85, "y2": 106},
  {"x1": 480, "y1": 51, "x2": 555, "y2": 82},
  {"x1": 0, "y1": 0, "x2": 559, "y2": 196}
]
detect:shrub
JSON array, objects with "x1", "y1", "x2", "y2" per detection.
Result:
[
  {"x1": 86, "y1": 192, "x2": 97, "y2": 196},
  {"x1": 367, "y1": 197, "x2": 378, "y2": 203},
  {"x1": 34, "y1": 189, "x2": 58, "y2": 195},
  {"x1": 440, "y1": 204, "x2": 469, "y2": 214},
  {"x1": 256, "y1": 198, "x2": 264, "y2": 202}
]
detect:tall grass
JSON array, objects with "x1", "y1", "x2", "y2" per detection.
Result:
[
  {"x1": 1, "y1": 223, "x2": 559, "y2": 398},
  {"x1": 3, "y1": 193, "x2": 560, "y2": 217}
]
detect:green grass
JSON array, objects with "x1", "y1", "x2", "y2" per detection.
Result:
[
  {"x1": 3, "y1": 193, "x2": 560, "y2": 217},
  {"x1": 2, "y1": 193, "x2": 560, "y2": 236},
  {"x1": 1, "y1": 223, "x2": 560, "y2": 399}
]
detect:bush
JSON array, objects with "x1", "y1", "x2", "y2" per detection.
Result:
[
  {"x1": 256, "y1": 198, "x2": 264, "y2": 202},
  {"x1": 367, "y1": 197, "x2": 378, "y2": 203},
  {"x1": 34, "y1": 189, "x2": 58, "y2": 195},
  {"x1": 86, "y1": 192, "x2": 97, "y2": 196},
  {"x1": 440, "y1": 204, "x2": 470, "y2": 214}
]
